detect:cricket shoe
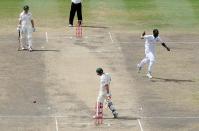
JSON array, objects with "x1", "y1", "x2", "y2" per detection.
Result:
[
  {"x1": 21, "y1": 47, "x2": 26, "y2": 50},
  {"x1": 68, "y1": 24, "x2": 73, "y2": 27},
  {"x1": 113, "y1": 111, "x2": 118, "y2": 119},
  {"x1": 146, "y1": 72, "x2": 153, "y2": 79},
  {"x1": 28, "y1": 48, "x2": 33, "y2": 52},
  {"x1": 137, "y1": 64, "x2": 142, "y2": 73}
]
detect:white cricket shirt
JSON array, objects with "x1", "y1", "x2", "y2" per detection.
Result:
[
  {"x1": 99, "y1": 73, "x2": 111, "y2": 95},
  {"x1": 72, "y1": 0, "x2": 81, "y2": 4},
  {"x1": 144, "y1": 35, "x2": 163, "y2": 54},
  {"x1": 19, "y1": 11, "x2": 32, "y2": 27}
]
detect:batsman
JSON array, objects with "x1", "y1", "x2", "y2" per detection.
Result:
[
  {"x1": 93, "y1": 68, "x2": 118, "y2": 119},
  {"x1": 17, "y1": 5, "x2": 35, "y2": 52}
]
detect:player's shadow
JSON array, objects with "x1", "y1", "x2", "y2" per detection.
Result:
[
  {"x1": 32, "y1": 49, "x2": 60, "y2": 52},
  {"x1": 151, "y1": 77, "x2": 194, "y2": 83},
  {"x1": 104, "y1": 116, "x2": 140, "y2": 120}
]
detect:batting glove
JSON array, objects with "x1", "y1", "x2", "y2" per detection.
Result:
[{"x1": 107, "y1": 93, "x2": 112, "y2": 100}]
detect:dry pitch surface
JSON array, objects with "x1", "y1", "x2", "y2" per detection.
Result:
[{"x1": 0, "y1": 25, "x2": 199, "y2": 131}]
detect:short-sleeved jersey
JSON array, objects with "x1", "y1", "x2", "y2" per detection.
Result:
[
  {"x1": 19, "y1": 11, "x2": 32, "y2": 27},
  {"x1": 72, "y1": 0, "x2": 81, "y2": 4},
  {"x1": 99, "y1": 73, "x2": 111, "y2": 95},
  {"x1": 144, "y1": 35, "x2": 163, "y2": 53}
]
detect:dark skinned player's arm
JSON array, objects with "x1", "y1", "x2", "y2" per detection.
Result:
[
  {"x1": 141, "y1": 31, "x2": 145, "y2": 39},
  {"x1": 161, "y1": 43, "x2": 170, "y2": 51},
  {"x1": 31, "y1": 19, "x2": 35, "y2": 28}
]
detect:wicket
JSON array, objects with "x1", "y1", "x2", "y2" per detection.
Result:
[
  {"x1": 94, "y1": 102, "x2": 103, "y2": 125},
  {"x1": 76, "y1": 20, "x2": 82, "y2": 37}
]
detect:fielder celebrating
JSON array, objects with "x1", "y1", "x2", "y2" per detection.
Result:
[
  {"x1": 93, "y1": 68, "x2": 118, "y2": 119},
  {"x1": 17, "y1": 5, "x2": 35, "y2": 52},
  {"x1": 137, "y1": 29, "x2": 170, "y2": 79}
]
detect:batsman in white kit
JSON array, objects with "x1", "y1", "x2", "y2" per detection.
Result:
[
  {"x1": 137, "y1": 29, "x2": 170, "y2": 79},
  {"x1": 17, "y1": 5, "x2": 35, "y2": 52},
  {"x1": 93, "y1": 68, "x2": 118, "y2": 119}
]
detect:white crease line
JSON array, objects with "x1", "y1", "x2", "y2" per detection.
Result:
[
  {"x1": 46, "y1": 34, "x2": 104, "y2": 37},
  {"x1": 0, "y1": 115, "x2": 91, "y2": 118},
  {"x1": 55, "y1": 117, "x2": 59, "y2": 131},
  {"x1": 0, "y1": 115, "x2": 199, "y2": 119},
  {"x1": 60, "y1": 122, "x2": 114, "y2": 126},
  {"x1": 89, "y1": 50, "x2": 118, "y2": 53},
  {"x1": 118, "y1": 41, "x2": 199, "y2": 44},
  {"x1": 61, "y1": 122, "x2": 93, "y2": 126},
  {"x1": 108, "y1": 32, "x2": 122, "y2": 51},
  {"x1": 166, "y1": 41, "x2": 199, "y2": 44},
  {"x1": 46, "y1": 35, "x2": 105, "y2": 39},
  {"x1": 138, "y1": 119, "x2": 144, "y2": 131},
  {"x1": 45, "y1": 32, "x2": 48, "y2": 43},
  {"x1": 141, "y1": 116, "x2": 199, "y2": 119},
  {"x1": 109, "y1": 32, "x2": 114, "y2": 43},
  {"x1": 48, "y1": 36, "x2": 73, "y2": 39}
]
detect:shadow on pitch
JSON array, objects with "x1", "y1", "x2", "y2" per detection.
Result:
[
  {"x1": 32, "y1": 49, "x2": 60, "y2": 52},
  {"x1": 104, "y1": 116, "x2": 140, "y2": 120},
  {"x1": 18, "y1": 49, "x2": 60, "y2": 52},
  {"x1": 151, "y1": 77, "x2": 194, "y2": 83}
]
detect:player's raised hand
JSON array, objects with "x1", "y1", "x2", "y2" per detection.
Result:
[
  {"x1": 161, "y1": 43, "x2": 170, "y2": 51},
  {"x1": 107, "y1": 93, "x2": 112, "y2": 100},
  {"x1": 141, "y1": 31, "x2": 146, "y2": 39},
  {"x1": 142, "y1": 31, "x2": 146, "y2": 36}
]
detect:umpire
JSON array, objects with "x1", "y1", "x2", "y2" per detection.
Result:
[{"x1": 69, "y1": 0, "x2": 83, "y2": 27}]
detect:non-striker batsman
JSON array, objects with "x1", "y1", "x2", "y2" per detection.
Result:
[{"x1": 17, "y1": 5, "x2": 35, "y2": 52}]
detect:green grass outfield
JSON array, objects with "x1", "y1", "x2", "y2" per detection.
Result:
[{"x1": 1, "y1": 0, "x2": 199, "y2": 32}]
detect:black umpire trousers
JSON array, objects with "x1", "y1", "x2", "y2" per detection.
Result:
[{"x1": 69, "y1": 2, "x2": 82, "y2": 25}]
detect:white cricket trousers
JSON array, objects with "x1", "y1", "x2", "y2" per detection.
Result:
[
  {"x1": 20, "y1": 26, "x2": 32, "y2": 49},
  {"x1": 97, "y1": 93, "x2": 117, "y2": 115},
  {"x1": 139, "y1": 51, "x2": 155, "y2": 73}
]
